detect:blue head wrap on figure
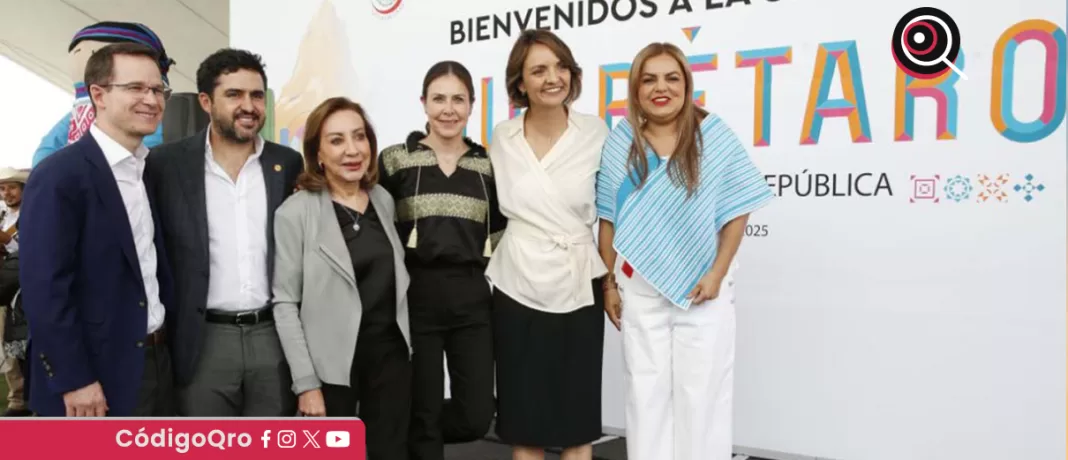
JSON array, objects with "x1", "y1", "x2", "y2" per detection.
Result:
[{"x1": 31, "y1": 21, "x2": 174, "y2": 168}]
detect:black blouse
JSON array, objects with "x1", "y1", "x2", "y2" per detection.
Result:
[
  {"x1": 378, "y1": 132, "x2": 508, "y2": 271},
  {"x1": 333, "y1": 201, "x2": 396, "y2": 337}
]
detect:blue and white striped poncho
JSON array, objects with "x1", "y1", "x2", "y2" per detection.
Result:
[{"x1": 596, "y1": 114, "x2": 773, "y2": 310}]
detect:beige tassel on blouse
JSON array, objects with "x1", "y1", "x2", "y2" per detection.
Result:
[
  {"x1": 408, "y1": 165, "x2": 423, "y2": 249},
  {"x1": 479, "y1": 172, "x2": 493, "y2": 258},
  {"x1": 407, "y1": 226, "x2": 419, "y2": 249}
]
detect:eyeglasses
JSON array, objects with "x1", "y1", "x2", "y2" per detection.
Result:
[{"x1": 101, "y1": 82, "x2": 173, "y2": 100}]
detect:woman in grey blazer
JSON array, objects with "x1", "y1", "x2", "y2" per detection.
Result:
[{"x1": 272, "y1": 97, "x2": 412, "y2": 459}]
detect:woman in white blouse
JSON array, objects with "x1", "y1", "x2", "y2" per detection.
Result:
[{"x1": 484, "y1": 29, "x2": 610, "y2": 460}]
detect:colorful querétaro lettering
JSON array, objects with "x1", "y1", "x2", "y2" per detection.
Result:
[
  {"x1": 588, "y1": 19, "x2": 1065, "y2": 146},
  {"x1": 267, "y1": 19, "x2": 1065, "y2": 149}
]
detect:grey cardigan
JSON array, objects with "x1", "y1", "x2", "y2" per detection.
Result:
[{"x1": 271, "y1": 185, "x2": 412, "y2": 395}]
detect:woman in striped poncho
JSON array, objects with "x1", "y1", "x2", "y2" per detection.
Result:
[{"x1": 595, "y1": 42, "x2": 774, "y2": 460}]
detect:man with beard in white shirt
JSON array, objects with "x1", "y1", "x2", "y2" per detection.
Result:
[{"x1": 145, "y1": 48, "x2": 303, "y2": 416}]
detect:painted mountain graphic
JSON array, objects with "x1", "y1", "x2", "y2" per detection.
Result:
[{"x1": 272, "y1": 0, "x2": 360, "y2": 150}]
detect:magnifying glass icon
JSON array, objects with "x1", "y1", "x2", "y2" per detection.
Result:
[{"x1": 901, "y1": 14, "x2": 968, "y2": 80}]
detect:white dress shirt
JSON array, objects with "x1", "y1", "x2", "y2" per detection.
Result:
[
  {"x1": 1, "y1": 207, "x2": 19, "y2": 254},
  {"x1": 204, "y1": 133, "x2": 270, "y2": 313},
  {"x1": 484, "y1": 110, "x2": 610, "y2": 314},
  {"x1": 90, "y1": 124, "x2": 166, "y2": 334}
]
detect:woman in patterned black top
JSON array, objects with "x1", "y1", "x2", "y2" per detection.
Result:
[{"x1": 377, "y1": 61, "x2": 506, "y2": 460}]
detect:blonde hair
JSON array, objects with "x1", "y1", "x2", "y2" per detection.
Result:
[{"x1": 624, "y1": 42, "x2": 708, "y2": 196}]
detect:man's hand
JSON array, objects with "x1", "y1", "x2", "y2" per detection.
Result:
[
  {"x1": 0, "y1": 225, "x2": 16, "y2": 245},
  {"x1": 63, "y1": 381, "x2": 107, "y2": 417}
]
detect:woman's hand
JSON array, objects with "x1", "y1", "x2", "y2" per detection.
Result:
[
  {"x1": 687, "y1": 271, "x2": 724, "y2": 305},
  {"x1": 604, "y1": 287, "x2": 622, "y2": 330},
  {"x1": 298, "y1": 389, "x2": 326, "y2": 417}
]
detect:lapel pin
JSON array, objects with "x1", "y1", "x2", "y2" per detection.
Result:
[{"x1": 273, "y1": 164, "x2": 282, "y2": 172}]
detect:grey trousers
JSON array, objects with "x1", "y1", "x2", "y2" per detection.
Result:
[{"x1": 178, "y1": 320, "x2": 295, "y2": 416}]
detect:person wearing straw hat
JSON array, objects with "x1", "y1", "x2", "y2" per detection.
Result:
[
  {"x1": 0, "y1": 167, "x2": 26, "y2": 255},
  {"x1": 0, "y1": 166, "x2": 29, "y2": 416}
]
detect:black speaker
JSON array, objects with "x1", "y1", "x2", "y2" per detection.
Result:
[{"x1": 162, "y1": 92, "x2": 210, "y2": 142}]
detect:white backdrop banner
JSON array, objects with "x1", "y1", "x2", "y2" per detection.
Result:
[{"x1": 231, "y1": 0, "x2": 1066, "y2": 458}]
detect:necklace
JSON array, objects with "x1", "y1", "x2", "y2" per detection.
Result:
[
  {"x1": 340, "y1": 205, "x2": 362, "y2": 232},
  {"x1": 332, "y1": 188, "x2": 368, "y2": 232},
  {"x1": 341, "y1": 205, "x2": 363, "y2": 232}
]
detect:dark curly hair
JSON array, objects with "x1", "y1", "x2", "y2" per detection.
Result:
[{"x1": 196, "y1": 48, "x2": 268, "y2": 97}]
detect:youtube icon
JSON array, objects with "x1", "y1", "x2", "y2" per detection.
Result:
[{"x1": 326, "y1": 430, "x2": 350, "y2": 448}]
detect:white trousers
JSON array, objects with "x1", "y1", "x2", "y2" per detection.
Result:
[{"x1": 617, "y1": 258, "x2": 736, "y2": 460}]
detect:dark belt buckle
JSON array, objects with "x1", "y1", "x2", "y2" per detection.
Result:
[{"x1": 234, "y1": 310, "x2": 260, "y2": 326}]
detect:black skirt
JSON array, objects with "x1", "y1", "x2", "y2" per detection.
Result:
[{"x1": 491, "y1": 279, "x2": 605, "y2": 448}]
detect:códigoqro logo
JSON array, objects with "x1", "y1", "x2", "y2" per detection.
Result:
[
  {"x1": 371, "y1": 0, "x2": 403, "y2": 17},
  {"x1": 891, "y1": 7, "x2": 967, "y2": 80}
]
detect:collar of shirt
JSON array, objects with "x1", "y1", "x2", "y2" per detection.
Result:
[
  {"x1": 90, "y1": 123, "x2": 149, "y2": 167},
  {"x1": 495, "y1": 108, "x2": 585, "y2": 140},
  {"x1": 404, "y1": 131, "x2": 487, "y2": 158}
]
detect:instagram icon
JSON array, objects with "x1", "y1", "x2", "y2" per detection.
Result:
[{"x1": 277, "y1": 430, "x2": 297, "y2": 448}]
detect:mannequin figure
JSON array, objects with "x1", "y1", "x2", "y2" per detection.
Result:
[{"x1": 31, "y1": 21, "x2": 174, "y2": 168}]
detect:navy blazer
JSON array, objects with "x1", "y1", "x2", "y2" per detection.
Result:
[{"x1": 19, "y1": 132, "x2": 175, "y2": 416}]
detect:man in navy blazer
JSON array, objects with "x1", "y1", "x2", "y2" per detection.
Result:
[{"x1": 19, "y1": 42, "x2": 176, "y2": 417}]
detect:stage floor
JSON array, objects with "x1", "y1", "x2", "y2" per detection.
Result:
[
  {"x1": 444, "y1": 421, "x2": 767, "y2": 460},
  {"x1": 444, "y1": 435, "x2": 628, "y2": 460}
]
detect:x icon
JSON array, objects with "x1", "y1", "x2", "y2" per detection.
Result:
[{"x1": 303, "y1": 430, "x2": 321, "y2": 448}]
